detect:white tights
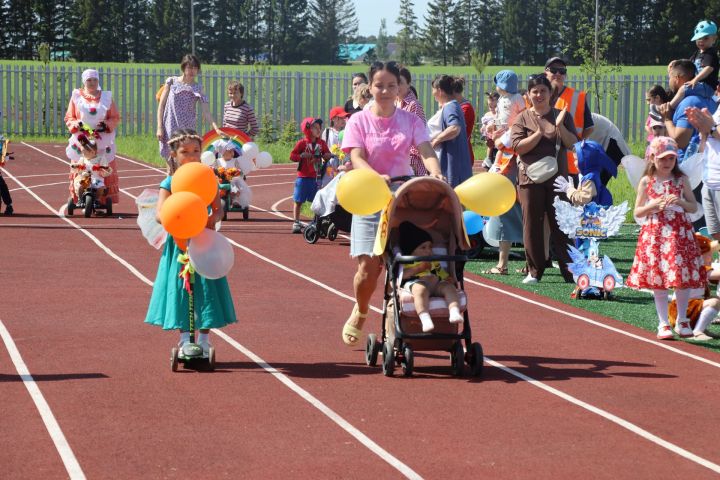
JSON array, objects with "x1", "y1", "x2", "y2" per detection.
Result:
[{"x1": 653, "y1": 289, "x2": 690, "y2": 326}]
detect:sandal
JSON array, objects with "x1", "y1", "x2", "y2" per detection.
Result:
[
  {"x1": 342, "y1": 304, "x2": 368, "y2": 346},
  {"x1": 483, "y1": 266, "x2": 508, "y2": 275}
]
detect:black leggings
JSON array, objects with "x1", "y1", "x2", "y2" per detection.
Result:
[{"x1": 0, "y1": 175, "x2": 12, "y2": 206}]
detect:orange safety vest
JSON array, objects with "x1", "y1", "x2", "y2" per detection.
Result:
[{"x1": 554, "y1": 86, "x2": 586, "y2": 174}]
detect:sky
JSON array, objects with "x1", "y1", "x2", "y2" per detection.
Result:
[{"x1": 352, "y1": 0, "x2": 432, "y2": 37}]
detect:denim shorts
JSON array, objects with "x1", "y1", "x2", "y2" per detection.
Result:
[{"x1": 293, "y1": 177, "x2": 317, "y2": 203}]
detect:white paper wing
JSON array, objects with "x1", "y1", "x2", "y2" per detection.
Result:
[
  {"x1": 597, "y1": 201, "x2": 629, "y2": 237},
  {"x1": 553, "y1": 196, "x2": 584, "y2": 238}
]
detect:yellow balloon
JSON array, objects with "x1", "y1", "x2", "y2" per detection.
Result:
[
  {"x1": 336, "y1": 169, "x2": 392, "y2": 216},
  {"x1": 454, "y1": 173, "x2": 516, "y2": 217}
]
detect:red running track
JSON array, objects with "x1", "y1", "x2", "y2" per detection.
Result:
[{"x1": 1, "y1": 142, "x2": 720, "y2": 479}]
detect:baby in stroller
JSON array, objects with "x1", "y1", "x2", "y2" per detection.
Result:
[
  {"x1": 211, "y1": 139, "x2": 252, "y2": 216},
  {"x1": 69, "y1": 135, "x2": 112, "y2": 204},
  {"x1": 365, "y1": 176, "x2": 483, "y2": 377},
  {"x1": 399, "y1": 221, "x2": 464, "y2": 332}
]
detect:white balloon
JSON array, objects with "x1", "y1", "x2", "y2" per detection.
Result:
[
  {"x1": 242, "y1": 142, "x2": 259, "y2": 160},
  {"x1": 679, "y1": 152, "x2": 704, "y2": 190},
  {"x1": 256, "y1": 151, "x2": 273, "y2": 169},
  {"x1": 188, "y1": 228, "x2": 234, "y2": 279},
  {"x1": 621, "y1": 155, "x2": 646, "y2": 191},
  {"x1": 201, "y1": 151, "x2": 216, "y2": 167},
  {"x1": 237, "y1": 156, "x2": 254, "y2": 174}
]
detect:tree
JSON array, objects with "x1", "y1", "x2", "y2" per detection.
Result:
[
  {"x1": 419, "y1": 0, "x2": 455, "y2": 65},
  {"x1": 307, "y1": 0, "x2": 358, "y2": 64},
  {"x1": 6, "y1": 0, "x2": 36, "y2": 59},
  {"x1": 272, "y1": 0, "x2": 308, "y2": 64},
  {"x1": 395, "y1": 0, "x2": 422, "y2": 64},
  {"x1": 375, "y1": 19, "x2": 389, "y2": 60},
  {"x1": 151, "y1": 0, "x2": 191, "y2": 62},
  {"x1": 451, "y1": 0, "x2": 475, "y2": 65}
]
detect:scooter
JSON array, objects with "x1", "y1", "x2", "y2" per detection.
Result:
[{"x1": 170, "y1": 276, "x2": 215, "y2": 371}]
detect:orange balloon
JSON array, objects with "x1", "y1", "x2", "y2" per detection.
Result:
[
  {"x1": 171, "y1": 162, "x2": 218, "y2": 205},
  {"x1": 174, "y1": 237, "x2": 188, "y2": 251},
  {"x1": 159, "y1": 191, "x2": 207, "y2": 239}
]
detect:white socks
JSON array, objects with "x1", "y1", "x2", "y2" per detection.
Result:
[
  {"x1": 419, "y1": 309, "x2": 463, "y2": 331},
  {"x1": 419, "y1": 312, "x2": 435, "y2": 332},
  {"x1": 653, "y1": 290, "x2": 670, "y2": 327},
  {"x1": 178, "y1": 331, "x2": 190, "y2": 347},
  {"x1": 695, "y1": 307, "x2": 718, "y2": 335}
]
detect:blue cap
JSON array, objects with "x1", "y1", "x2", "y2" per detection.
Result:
[
  {"x1": 691, "y1": 20, "x2": 718, "y2": 41},
  {"x1": 493, "y1": 70, "x2": 518, "y2": 94}
]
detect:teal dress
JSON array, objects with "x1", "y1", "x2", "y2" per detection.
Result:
[{"x1": 144, "y1": 177, "x2": 237, "y2": 330}]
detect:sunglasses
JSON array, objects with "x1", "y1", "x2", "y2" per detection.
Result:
[{"x1": 546, "y1": 67, "x2": 567, "y2": 75}]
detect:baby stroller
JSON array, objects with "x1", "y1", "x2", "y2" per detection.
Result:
[
  {"x1": 365, "y1": 176, "x2": 484, "y2": 377},
  {"x1": 306, "y1": 170, "x2": 352, "y2": 244}
]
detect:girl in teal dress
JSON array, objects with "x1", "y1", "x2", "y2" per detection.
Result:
[{"x1": 145, "y1": 128, "x2": 237, "y2": 354}]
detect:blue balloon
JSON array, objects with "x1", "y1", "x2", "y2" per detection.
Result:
[{"x1": 463, "y1": 210, "x2": 484, "y2": 235}]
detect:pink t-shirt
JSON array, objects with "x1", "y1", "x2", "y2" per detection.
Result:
[{"x1": 341, "y1": 107, "x2": 430, "y2": 177}]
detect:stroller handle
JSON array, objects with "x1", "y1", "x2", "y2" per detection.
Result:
[
  {"x1": 393, "y1": 254, "x2": 468, "y2": 265},
  {"x1": 389, "y1": 175, "x2": 413, "y2": 183}
]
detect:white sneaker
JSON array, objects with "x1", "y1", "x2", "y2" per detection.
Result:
[
  {"x1": 674, "y1": 321, "x2": 693, "y2": 338},
  {"x1": 692, "y1": 332, "x2": 713, "y2": 341},
  {"x1": 657, "y1": 325, "x2": 674, "y2": 340},
  {"x1": 522, "y1": 274, "x2": 538, "y2": 284}
]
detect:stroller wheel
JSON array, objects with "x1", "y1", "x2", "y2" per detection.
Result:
[
  {"x1": 170, "y1": 347, "x2": 179, "y2": 372},
  {"x1": 469, "y1": 342, "x2": 484, "y2": 377},
  {"x1": 401, "y1": 345, "x2": 414, "y2": 377},
  {"x1": 381, "y1": 341, "x2": 394, "y2": 377},
  {"x1": 365, "y1": 333, "x2": 380, "y2": 366},
  {"x1": 303, "y1": 225, "x2": 319, "y2": 244},
  {"x1": 66, "y1": 198, "x2": 75, "y2": 216},
  {"x1": 242, "y1": 207, "x2": 249, "y2": 220},
  {"x1": 105, "y1": 197, "x2": 113, "y2": 216},
  {"x1": 450, "y1": 341, "x2": 465, "y2": 377},
  {"x1": 327, "y1": 224, "x2": 338, "y2": 241}
]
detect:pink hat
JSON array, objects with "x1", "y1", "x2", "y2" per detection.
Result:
[{"x1": 649, "y1": 136, "x2": 678, "y2": 158}]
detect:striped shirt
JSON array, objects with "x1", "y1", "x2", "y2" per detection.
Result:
[
  {"x1": 223, "y1": 101, "x2": 259, "y2": 138},
  {"x1": 399, "y1": 90, "x2": 428, "y2": 175}
]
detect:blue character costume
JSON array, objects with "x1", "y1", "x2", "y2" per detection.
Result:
[{"x1": 144, "y1": 176, "x2": 237, "y2": 330}]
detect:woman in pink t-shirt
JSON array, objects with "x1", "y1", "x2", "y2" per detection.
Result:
[{"x1": 340, "y1": 61, "x2": 444, "y2": 347}]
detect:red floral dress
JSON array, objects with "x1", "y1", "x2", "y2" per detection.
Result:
[{"x1": 626, "y1": 176, "x2": 705, "y2": 290}]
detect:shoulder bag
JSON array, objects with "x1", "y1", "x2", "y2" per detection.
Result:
[{"x1": 524, "y1": 110, "x2": 561, "y2": 183}]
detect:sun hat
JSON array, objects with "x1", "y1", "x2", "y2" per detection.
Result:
[
  {"x1": 691, "y1": 20, "x2": 718, "y2": 41},
  {"x1": 493, "y1": 70, "x2": 518, "y2": 94},
  {"x1": 329, "y1": 106, "x2": 350, "y2": 120},
  {"x1": 649, "y1": 136, "x2": 678, "y2": 158},
  {"x1": 399, "y1": 221, "x2": 432, "y2": 256}
]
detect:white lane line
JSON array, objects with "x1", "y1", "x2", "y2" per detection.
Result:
[
  {"x1": 0, "y1": 319, "x2": 86, "y2": 479},
  {"x1": 214, "y1": 330, "x2": 421, "y2": 479},
  {"x1": 464, "y1": 277, "x2": 720, "y2": 369},
  {"x1": 485, "y1": 357, "x2": 720, "y2": 473},
  {"x1": 5, "y1": 159, "x2": 421, "y2": 479}
]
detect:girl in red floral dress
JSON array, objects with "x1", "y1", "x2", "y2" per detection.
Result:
[{"x1": 626, "y1": 136, "x2": 706, "y2": 340}]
